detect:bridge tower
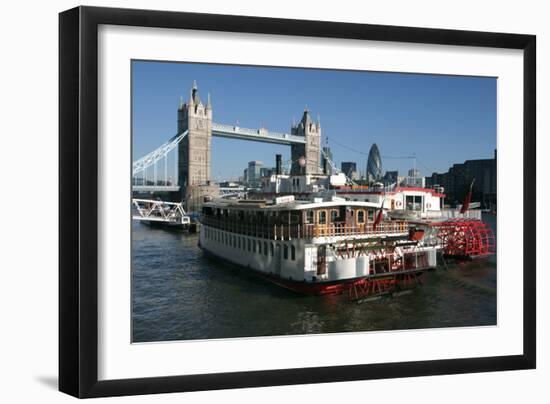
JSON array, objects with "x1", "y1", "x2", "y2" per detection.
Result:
[
  {"x1": 290, "y1": 109, "x2": 321, "y2": 175},
  {"x1": 177, "y1": 81, "x2": 217, "y2": 209}
]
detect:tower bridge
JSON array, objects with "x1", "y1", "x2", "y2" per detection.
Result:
[
  {"x1": 211, "y1": 123, "x2": 305, "y2": 146},
  {"x1": 133, "y1": 81, "x2": 322, "y2": 209}
]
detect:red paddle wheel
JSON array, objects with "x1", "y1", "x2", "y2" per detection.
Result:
[{"x1": 432, "y1": 218, "x2": 495, "y2": 259}]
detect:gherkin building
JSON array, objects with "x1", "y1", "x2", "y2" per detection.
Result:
[{"x1": 367, "y1": 143, "x2": 382, "y2": 181}]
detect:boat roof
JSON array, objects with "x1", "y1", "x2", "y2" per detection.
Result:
[{"x1": 204, "y1": 198, "x2": 382, "y2": 211}]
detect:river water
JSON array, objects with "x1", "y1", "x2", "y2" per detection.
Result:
[{"x1": 132, "y1": 214, "x2": 496, "y2": 342}]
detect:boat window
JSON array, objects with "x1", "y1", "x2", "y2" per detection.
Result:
[
  {"x1": 258, "y1": 241, "x2": 262, "y2": 254},
  {"x1": 357, "y1": 210, "x2": 365, "y2": 223},
  {"x1": 283, "y1": 244, "x2": 288, "y2": 259},
  {"x1": 368, "y1": 210, "x2": 374, "y2": 221},
  {"x1": 253, "y1": 240, "x2": 257, "y2": 253},
  {"x1": 291, "y1": 245, "x2": 296, "y2": 261},
  {"x1": 270, "y1": 243, "x2": 274, "y2": 256},
  {"x1": 238, "y1": 237, "x2": 241, "y2": 249},
  {"x1": 406, "y1": 195, "x2": 423, "y2": 211},
  {"x1": 330, "y1": 209, "x2": 338, "y2": 223},
  {"x1": 264, "y1": 242, "x2": 268, "y2": 256},
  {"x1": 247, "y1": 238, "x2": 251, "y2": 251},
  {"x1": 318, "y1": 210, "x2": 327, "y2": 224},
  {"x1": 305, "y1": 210, "x2": 314, "y2": 224}
]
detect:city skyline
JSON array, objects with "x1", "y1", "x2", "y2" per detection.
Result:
[{"x1": 132, "y1": 61, "x2": 496, "y2": 181}]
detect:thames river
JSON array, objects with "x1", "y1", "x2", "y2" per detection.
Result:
[{"x1": 132, "y1": 214, "x2": 496, "y2": 342}]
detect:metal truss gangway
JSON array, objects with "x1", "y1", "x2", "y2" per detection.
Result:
[{"x1": 132, "y1": 198, "x2": 190, "y2": 226}]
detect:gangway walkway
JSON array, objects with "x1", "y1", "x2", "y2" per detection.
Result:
[{"x1": 132, "y1": 198, "x2": 190, "y2": 226}]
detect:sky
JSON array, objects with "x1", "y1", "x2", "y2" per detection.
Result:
[{"x1": 132, "y1": 60, "x2": 496, "y2": 182}]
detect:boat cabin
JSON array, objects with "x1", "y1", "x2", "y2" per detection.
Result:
[{"x1": 201, "y1": 197, "x2": 407, "y2": 240}]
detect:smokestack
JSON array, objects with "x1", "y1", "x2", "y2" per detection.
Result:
[{"x1": 275, "y1": 154, "x2": 282, "y2": 175}]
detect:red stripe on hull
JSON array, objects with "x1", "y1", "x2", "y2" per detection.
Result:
[{"x1": 258, "y1": 273, "x2": 367, "y2": 296}]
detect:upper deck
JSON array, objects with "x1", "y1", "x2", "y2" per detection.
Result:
[{"x1": 201, "y1": 197, "x2": 410, "y2": 240}]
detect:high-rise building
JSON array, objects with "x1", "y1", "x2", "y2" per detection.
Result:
[
  {"x1": 260, "y1": 167, "x2": 274, "y2": 178},
  {"x1": 383, "y1": 170, "x2": 398, "y2": 185},
  {"x1": 341, "y1": 162, "x2": 357, "y2": 178},
  {"x1": 247, "y1": 160, "x2": 263, "y2": 188},
  {"x1": 426, "y1": 150, "x2": 497, "y2": 207},
  {"x1": 366, "y1": 143, "x2": 382, "y2": 182}
]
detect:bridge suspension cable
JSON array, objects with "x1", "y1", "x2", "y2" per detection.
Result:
[
  {"x1": 132, "y1": 130, "x2": 188, "y2": 176},
  {"x1": 321, "y1": 148, "x2": 357, "y2": 185}
]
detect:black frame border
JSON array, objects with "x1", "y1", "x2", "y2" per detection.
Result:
[{"x1": 59, "y1": 6, "x2": 536, "y2": 398}]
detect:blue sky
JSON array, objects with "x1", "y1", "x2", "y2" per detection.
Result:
[{"x1": 132, "y1": 61, "x2": 496, "y2": 182}]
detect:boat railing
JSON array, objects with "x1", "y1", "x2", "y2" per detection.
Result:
[{"x1": 200, "y1": 216, "x2": 409, "y2": 240}]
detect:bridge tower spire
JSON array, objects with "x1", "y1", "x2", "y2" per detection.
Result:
[
  {"x1": 177, "y1": 81, "x2": 216, "y2": 209},
  {"x1": 290, "y1": 108, "x2": 322, "y2": 175}
]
